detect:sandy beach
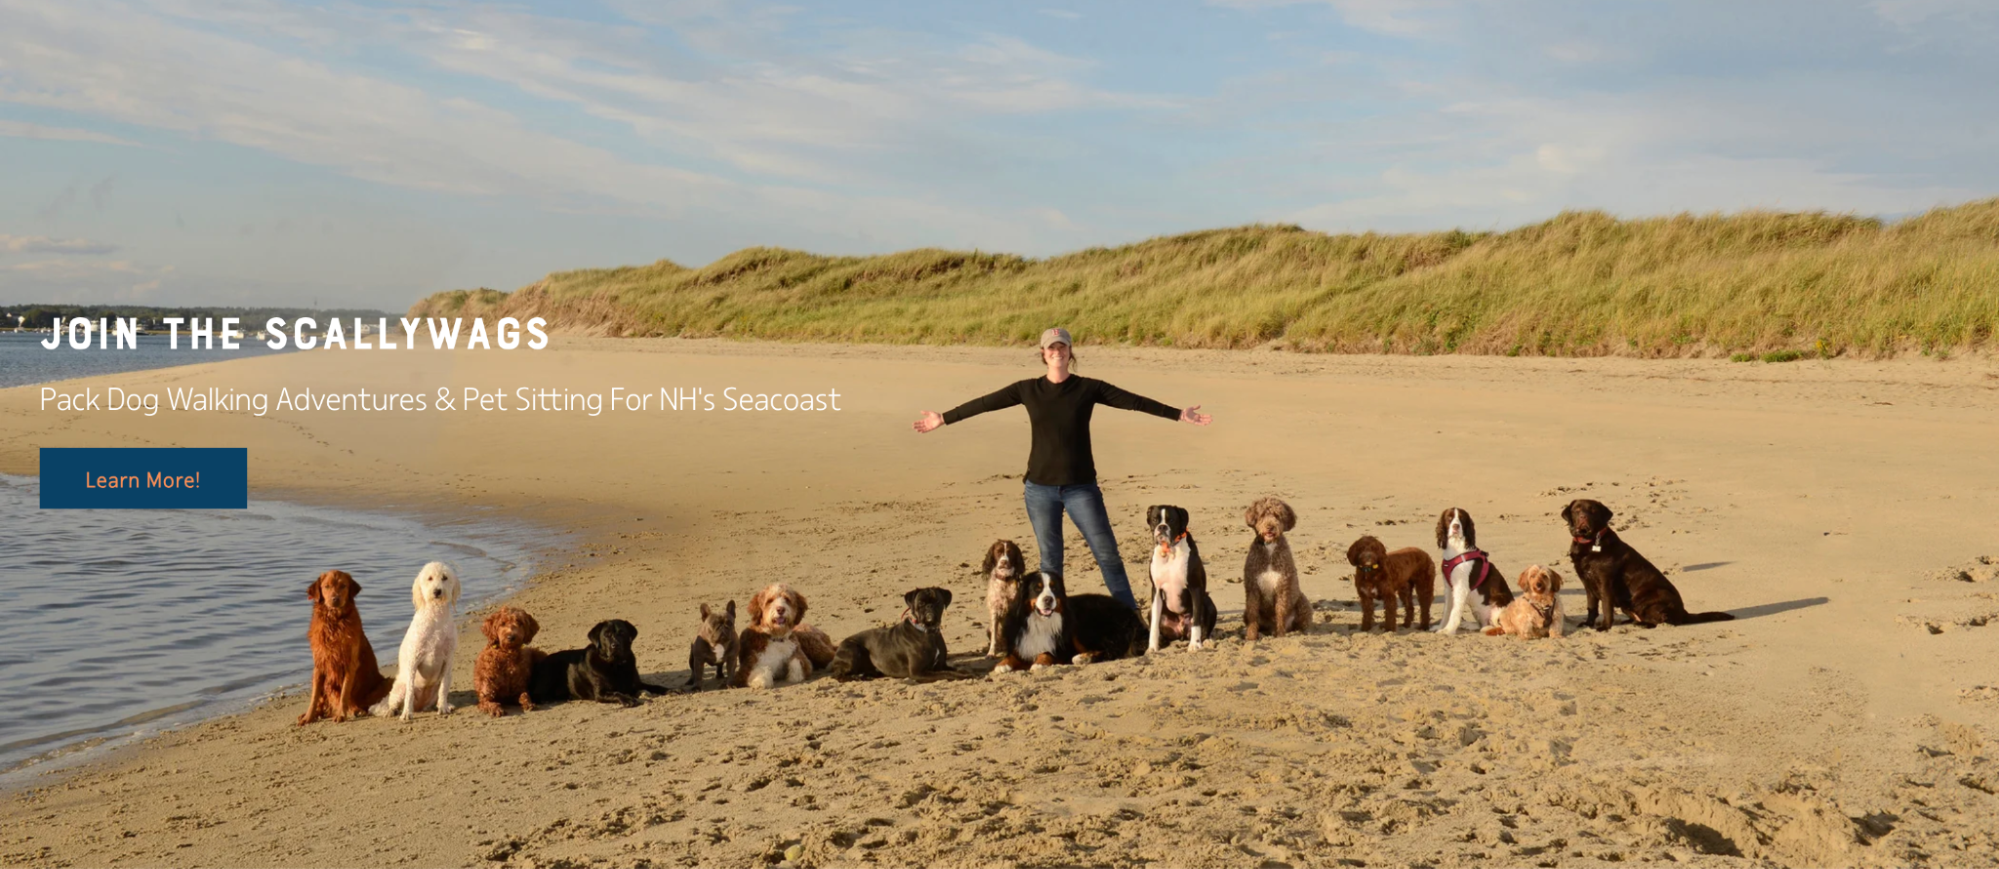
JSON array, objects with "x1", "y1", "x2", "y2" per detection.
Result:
[{"x1": 2, "y1": 339, "x2": 1997, "y2": 868}]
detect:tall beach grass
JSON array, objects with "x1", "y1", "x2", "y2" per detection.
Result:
[{"x1": 411, "y1": 198, "x2": 1999, "y2": 358}]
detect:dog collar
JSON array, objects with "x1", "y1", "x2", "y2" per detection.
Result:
[
  {"x1": 1441, "y1": 549, "x2": 1495, "y2": 590},
  {"x1": 1157, "y1": 531, "x2": 1188, "y2": 554},
  {"x1": 899, "y1": 610, "x2": 929, "y2": 632},
  {"x1": 1573, "y1": 530, "x2": 1604, "y2": 552}
]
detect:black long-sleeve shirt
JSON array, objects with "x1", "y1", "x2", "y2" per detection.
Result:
[{"x1": 942, "y1": 376, "x2": 1180, "y2": 486}]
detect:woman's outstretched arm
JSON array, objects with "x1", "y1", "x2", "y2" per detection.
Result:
[
  {"x1": 1094, "y1": 381, "x2": 1213, "y2": 426},
  {"x1": 914, "y1": 381, "x2": 1024, "y2": 433}
]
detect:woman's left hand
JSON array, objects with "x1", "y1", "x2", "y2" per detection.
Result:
[{"x1": 1180, "y1": 405, "x2": 1212, "y2": 426}]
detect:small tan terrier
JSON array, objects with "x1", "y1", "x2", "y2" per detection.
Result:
[{"x1": 1484, "y1": 565, "x2": 1567, "y2": 639}]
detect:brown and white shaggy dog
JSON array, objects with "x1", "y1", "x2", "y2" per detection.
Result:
[
  {"x1": 732, "y1": 583, "x2": 837, "y2": 689},
  {"x1": 474, "y1": 606, "x2": 545, "y2": 716},
  {"x1": 1484, "y1": 565, "x2": 1567, "y2": 639},
  {"x1": 1242, "y1": 497, "x2": 1311, "y2": 640},
  {"x1": 1345, "y1": 536, "x2": 1437, "y2": 632},
  {"x1": 685, "y1": 601, "x2": 738, "y2": 690},
  {"x1": 299, "y1": 570, "x2": 392, "y2": 725},
  {"x1": 980, "y1": 540, "x2": 1027, "y2": 657}
]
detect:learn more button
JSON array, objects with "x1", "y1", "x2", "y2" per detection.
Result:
[{"x1": 40, "y1": 448, "x2": 248, "y2": 509}]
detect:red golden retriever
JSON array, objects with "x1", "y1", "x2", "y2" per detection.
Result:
[{"x1": 299, "y1": 569, "x2": 393, "y2": 725}]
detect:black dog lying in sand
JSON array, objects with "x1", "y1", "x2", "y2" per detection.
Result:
[
  {"x1": 528, "y1": 619, "x2": 671, "y2": 706},
  {"x1": 828, "y1": 587, "x2": 971, "y2": 682}
]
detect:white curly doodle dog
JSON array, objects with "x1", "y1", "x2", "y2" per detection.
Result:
[{"x1": 372, "y1": 561, "x2": 462, "y2": 721}]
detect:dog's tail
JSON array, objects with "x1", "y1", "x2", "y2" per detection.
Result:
[
  {"x1": 369, "y1": 676, "x2": 407, "y2": 717},
  {"x1": 1675, "y1": 610, "x2": 1735, "y2": 624}
]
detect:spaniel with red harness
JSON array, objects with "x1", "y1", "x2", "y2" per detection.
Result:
[{"x1": 1432, "y1": 508, "x2": 1514, "y2": 634}]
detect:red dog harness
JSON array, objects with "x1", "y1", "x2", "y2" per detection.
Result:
[
  {"x1": 1439, "y1": 551, "x2": 1503, "y2": 591},
  {"x1": 1441, "y1": 548, "x2": 1495, "y2": 590}
]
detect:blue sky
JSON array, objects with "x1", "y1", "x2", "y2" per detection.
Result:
[{"x1": 2, "y1": 0, "x2": 1994, "y2": 310}]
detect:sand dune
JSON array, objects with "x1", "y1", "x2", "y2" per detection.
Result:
[{"x1": 2, "y1": 340, "x2": 1997, "y2": 867}]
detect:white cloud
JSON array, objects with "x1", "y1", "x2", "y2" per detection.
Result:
[
  {"x1": 0, "y1": 234, "x2": 119, "y2": 254},
  {"x1": 1206, "y1": 0, "x2": 1457, "y2": 37},
  {"x1": 0, "y1": 119, "x2": 141, "y2": 147},
  {"x1": 0, "y1": 258, "x2": 172, "y2": 301},
  {"x1": 0, "y1": 0, "x2": 1153, "y2": 254}
]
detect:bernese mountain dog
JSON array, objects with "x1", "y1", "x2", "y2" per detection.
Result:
[{"x1": 994, "y1": 571, "x2": 1146, "y2": 673}]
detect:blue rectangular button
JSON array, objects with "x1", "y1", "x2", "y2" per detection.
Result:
[{"x1": 40, "y1": 448, "x2": 249, "y2": 509}]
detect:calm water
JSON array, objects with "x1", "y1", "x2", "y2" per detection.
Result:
[
  {"x1": 0, "y1": 474, "x2": 553, "y2": 778},
  {"x1": 0, "y1": 330, "x2": 296, "y2": 390}
]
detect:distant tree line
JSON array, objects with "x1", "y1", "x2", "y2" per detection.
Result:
[{"x1": 2, "y1": 304, "x2": 395, "y2": 331}]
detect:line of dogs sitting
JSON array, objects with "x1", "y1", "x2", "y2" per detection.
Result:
[{"x1": 295, "y1": 497, "x2": 1733, "y2": 723}]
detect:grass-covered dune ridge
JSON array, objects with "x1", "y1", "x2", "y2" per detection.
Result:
[{"x1": 411, "y1": 198, "x2": 1999, "y2": 357}]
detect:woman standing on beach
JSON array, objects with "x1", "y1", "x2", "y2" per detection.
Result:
[{"x1": 913, "y1": 328, "x2": 1212, "y2": 611}]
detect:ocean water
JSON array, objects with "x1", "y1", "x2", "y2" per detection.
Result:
[
  {"x1": 0, "y1": 330, "x2": 295, "y2": 390},
  {"x1": 0, "y1": 474, "x2": 553, "y2": 778}
]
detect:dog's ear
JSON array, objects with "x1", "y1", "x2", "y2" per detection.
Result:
[
  {"x1": 791, "y1": 590, "x2": 808, "y2": 624},
  {"x1": 1005, "y1": 540, "x2": 1023, "y2": 568},
  {"x1": 1544, "y1": 568, "x2": 1563, "y2": 593},
  {"x1": 747, "y1": 585, "x2": 773, "y2": 624},
  {"x1": 935, "y1": 587, "x2": 953, "y2": 609},
  {"x1": 1171, "y1": 506, "x2": 1189, "y2": 528},
  {"x1": 724, "y1": 600, "x2": 736, "y2": 621},
  {"x1": 1145, "y1": 505, "x2": 1160, "y2": 526},
  {"x1": 482, "y1": 610, "x2": 503, "y2": 642},
  {"x1": 904, "y1": 588, "x2": 921, "y2": 610},
  {"x1": 1346, "y1": 537, "x2": 1365, "y2": 566},
  {"x1": 1435, "y1": 509, "x2": 1452, "y2": 550},
  {"x1": 619, "y1": 619, "x2": 638, "y2": 641},
  {"x1": 1560, "y1": 501, "x2": 1576, "y2": 525},
  {"x1": 1277, "y1": 499, "x2": 1296, "y2": 532},
  {"x1": 588, "y1": 621, "x2": 607, "y2": 646},
  {"x1": 1243, "y1": 502, "x2": 1258, "y2": 528},
  {"x1": 308, "y1": 572, "x2": 328, "y2": 602},
  {"x1": 522, "y1": 610, "x2": 540, "y2": 641},
  {"x1": 980, "y1": 544, "x2": 998, "y2": 575},
  {"x1": 1460, "y1": 511, "x2": 1477, "y2": 547},
  {"x1": 700, "y1": 602, "x2": 712, "y2": 620}
]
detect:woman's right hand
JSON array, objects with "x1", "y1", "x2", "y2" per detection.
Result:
[{"x1": 913, "y1": 410, "x2": 944, "y2": 433}]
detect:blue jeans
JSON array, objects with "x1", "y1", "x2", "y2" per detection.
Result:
[{"x1": 1023, "y1": 481, "x2": 1140, "y2": 611}]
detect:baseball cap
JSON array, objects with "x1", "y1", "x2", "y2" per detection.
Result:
[{"x1": 1039, "y1": 327, "x2": 1072, "y2": 349}]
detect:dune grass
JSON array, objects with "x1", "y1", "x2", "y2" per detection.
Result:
[{"x1": 410, "y1": 198, "x2": 1999, "y2": 358}]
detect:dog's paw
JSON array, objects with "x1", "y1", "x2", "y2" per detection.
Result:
[
  {"x1": 1029, "y1": 662, "x2": 1050, "y2": 672},
  {"x1": 1071, "y1": 653, "x2": 1096, "y2": 665},
  {"x1": 1186, "y1": 641, "x2": 1204, "y2": 652},
  {"x1": 438, "y1": 704, "x2": 454, "y2": 716}
]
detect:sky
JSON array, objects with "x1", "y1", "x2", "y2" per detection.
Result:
[{"x1": 1, "y1": 0, "x2": 1994, "y2": 310}]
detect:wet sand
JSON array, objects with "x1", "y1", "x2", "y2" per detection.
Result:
[{"x1": 2, "y1": 339, "x2": 1996, "y2": 867}]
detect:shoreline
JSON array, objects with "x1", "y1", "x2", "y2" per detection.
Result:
[
  {"x1": 3, "y1": 339, "x2": 1996, "y2": 867},
  {"x1": 0, "y1": 473, "x2": 567, "y2": 789}
]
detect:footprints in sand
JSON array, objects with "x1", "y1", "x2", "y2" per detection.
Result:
[{"x1": 1900, "y1": 555, "x2": 1999, "y2": 635}]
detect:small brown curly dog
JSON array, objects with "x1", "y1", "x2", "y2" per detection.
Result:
[
  {"x1": 475, "y1": 606, "x2": 545, "y2": 717},
  {"x1": 1345, "y1": 535, "x2": 1436, "y2": 632},
  {"x1": 1484, "y1": 565, "x2": 1567, "y2": 639}
]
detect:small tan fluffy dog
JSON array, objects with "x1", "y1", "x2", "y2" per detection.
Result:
[{"x1": 1484, "y1": 565, "x2": 1566, "y2": 639}]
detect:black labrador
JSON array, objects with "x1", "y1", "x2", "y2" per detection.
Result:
[
  {"x1": 528, "y1": 619, "x2": 670, "y2": 706},
  {"x1": 827, "y1": 587, "x2": 971, "y2": 682}
]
